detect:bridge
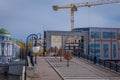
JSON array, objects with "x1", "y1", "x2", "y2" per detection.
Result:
[{"x1": 27, "y1": 57, "x2": 120, "y2": 80}]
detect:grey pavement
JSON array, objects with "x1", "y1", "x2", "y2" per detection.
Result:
[
  {"x1": 27, "y1": 57, "x2": 62, "y2": 80},
  {"x1": 45, "y1": 57, "x2": 120, "y2": 80}
]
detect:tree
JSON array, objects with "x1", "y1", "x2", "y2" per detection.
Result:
[
  {"x1": 16, "y1": 41, "x2": 25, "y2": 59},
  {"x1": 63, "y1": 51, "x2": 73, "y2": 67},
  {"x1": 47, "y1": 47, "x2": 54, "y2": 56},
  {"x1": 57, "y1": 49, "x2": 65, "y2": 62}
]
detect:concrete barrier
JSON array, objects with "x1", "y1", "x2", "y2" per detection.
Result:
[
  {"x1": 8, "y1": 60, "x2": 25, "y2": 76},
  {"x1": 0, "y1": 60, "x2": 25, "y2": 80},
  {"x1": 9, "y1": 65, "x2": 23, "y2": 76},
  {"x1": 9, "y1": 60, "x2": 25, "y2": 66}
]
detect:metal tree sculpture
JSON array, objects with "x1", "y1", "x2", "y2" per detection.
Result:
[
  {"x1": 63, "y1": 51, "x2": 73, "y2": 67},
  {"x1": 57, "y1": 49, "x2": 65, "y2": 62}
]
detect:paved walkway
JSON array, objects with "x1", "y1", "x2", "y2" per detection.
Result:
[
  {"x1": 27, "y1": 57, "x2": 62, "y2": 80},
  {"x1": 27, "y1": 57, "x2": 120, "y2": 80},
  {"x1": 46, "y1": 57, "x2": 120, "y2": 80}
]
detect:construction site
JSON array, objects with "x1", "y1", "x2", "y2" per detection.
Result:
[
  {"x1": 44, "y1": 0, "x2": 120, "y2": 60},
  {"x1": 16, "y1": 0, "x2": 120, "y2": 80}
]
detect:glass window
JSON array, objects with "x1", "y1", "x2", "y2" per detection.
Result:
[
  {"x1": 90, "y1": 43, "x2": 100, "y2": 48},
  {"x1": 90, "y1": 32, "x2": 100, "y2": 39},
  {"x1": 0, "y1": 36, "x2": 4, "y2": 40},
  {"x1": 4, "y1": 36, "x2": 7, "y2": 41},
  {"x1": 2, "y1": 36, "x2": 4, "y2": 40},
  {"x1": 103, "y1": 44, "x2": 109, "y2": 58},
  {"x1": 0, "y1": 36, "x2": 2, "y2": 40},
  {"x1": 112, "y1": 44, "x2": 117, "y2": 59},
  {"x1": 89, "y1": 43, "x2": 100, "y2": 58},
  {"x1": 103, "y1": 32, "x2": 116, "y2": 39}
]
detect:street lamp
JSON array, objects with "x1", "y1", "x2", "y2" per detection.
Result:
[
  {"x1": 32, "y1": 46, "x2": 40, "y2": 53},
  {"x1": 25, "y1": 34, "x2": 40, "y2": 80},
  {"x1": 34, "y1": 33, "x2": 42, "y2": 63}
]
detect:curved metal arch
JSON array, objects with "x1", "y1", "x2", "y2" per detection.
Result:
[
  {"x1": 26, "y1": 34, "x2": 38, "y2": 44},
  {"x1": 25, "y1": 33, "x2": 39, "y2": 80}
]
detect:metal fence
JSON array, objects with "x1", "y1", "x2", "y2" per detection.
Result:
[{"x1": 73, "y1": 53, "x2": 120, "y2": 73}]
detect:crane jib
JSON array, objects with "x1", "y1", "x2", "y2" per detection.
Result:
[{"x1": 53, "y1": 0, "x2": 120, "y2": 31}]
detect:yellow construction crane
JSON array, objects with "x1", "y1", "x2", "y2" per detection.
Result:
[{"x1": 53, "y1": 0, "x2": 120, "y2": 31}]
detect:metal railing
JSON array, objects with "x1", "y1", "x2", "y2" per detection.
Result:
[{"x1": 74, "y1": 53, "x2": 120, "y2": 73}]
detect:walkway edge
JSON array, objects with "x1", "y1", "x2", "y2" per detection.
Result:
[{"x1": 45, "y1": 57, "x2": 64, "y2": 80}]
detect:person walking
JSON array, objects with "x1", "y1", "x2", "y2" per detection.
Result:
[
  {"x1": 94, "y1": 56, "x2": 96, "y2": 64},
  {"x1": 28, "y1": 50, "x2": 34, "y2": 66}
]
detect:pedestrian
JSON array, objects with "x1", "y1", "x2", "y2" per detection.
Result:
[
  {"x1": 28, "y1": 50, "x2": 34, "y2": 66},
  {"x1": 94, "y1": 56, "x2": 96, "y2": 64}
]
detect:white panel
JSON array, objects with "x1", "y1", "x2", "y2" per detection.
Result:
[{"x1": 51, "y1": 36, "x2": 62, "y2": 49}]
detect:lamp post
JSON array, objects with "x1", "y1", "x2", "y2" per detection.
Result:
[
  {"x1": 34, "y1": 33, "x2": 42, "y2": 63},
  {"x1": 43, "y1": 31, "x2": 46, "y2": 56},
  {"x1": 25, "y1": 34, "x2": 40, "y2": 80}
]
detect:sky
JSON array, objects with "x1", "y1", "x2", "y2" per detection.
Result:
[{"x1": 0, "y1": 0, "x2": 120, "y2": 41}]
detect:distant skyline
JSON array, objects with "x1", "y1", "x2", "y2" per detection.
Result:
[{"x1": 0, "y1": 0, "x2": 120, "y2": 41}]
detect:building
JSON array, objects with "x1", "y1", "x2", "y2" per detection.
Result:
[
  {"x1": 44, "y1": 27, "x2": 120, "y2": 59},
  {"x1": 0, "y1": 28, "x2": 20, "y2": 63},
  {"x1": 44, "y1": 30, "x2": 88, "y2": 56},
  {"x1": 74, "y1": 27, "x2": 120, "y2": 59}
]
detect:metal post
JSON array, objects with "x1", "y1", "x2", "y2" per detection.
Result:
[
  {"x1": 35, "y1": 33, "x2": 42, "y2": 63},
  {"x1": 25, "y1": 34, "x2": 38, "y2": 80},
  {"x1": 25, "y1": 35, "x2": 29, "y2": 80},
  {"x1": 43, "y1": 31, "x2": 46, "y2": 56}
]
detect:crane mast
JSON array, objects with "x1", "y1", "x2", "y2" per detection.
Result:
[{"x1": 53, "y1": 0, "x2": 120, "y2": 31}]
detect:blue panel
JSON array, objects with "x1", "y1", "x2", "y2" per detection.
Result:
[
  {"x1": 90, "y1": 32, "x2": 100, "y2": 39},
  {"x1": 113, "y1": 44, "x2": 117, "y2": 58},
  {"x1": 103, "y1": 44, "x2": 109, "y2": 58},
  {"x1": 103, "y1": 32, "x2": 116, "y2": 39}
]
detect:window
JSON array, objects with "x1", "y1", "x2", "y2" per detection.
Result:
[
  {"x1": 0, "y1": 36, "x2": 2, "y2": 40},
  {"x1": 103, "y1": 32, "x2": 116, "y2": 39},
  {"x1": 4, "y1": 36, "x2": 9, "y2": 41},
  {"x1": 0, "y1": 36, "x2": 9, "y2": 41},
  {"x1": 90, "y1": 32, "x2": 100, "y2": 39},
  {"x1": 103, "y1": 44, "x2": 109, "y2": 58},
  {"x1": 90, "y1": 43, "x2": 100, "y2": 48},
  {"x1": 0, "y1": 36, "x2": 4, "y2": 40},
  {"x1": 112, "y1": 44, "x2": 117, "y2": 59},
  {"x1": 2, "y1": 36, "x2": 4, "y2": 40},
  {"x1": 1, "y1": 43, "x2": 5, "y2": 56},
  {"x1": 89, "y1": 43, "x2": 100, "y2": 57}
]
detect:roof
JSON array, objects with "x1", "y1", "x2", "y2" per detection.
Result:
[
  {"x1": 73, "y1": 28, "x2": 89, "y2": 31},
  {"x1": 0, "y1": 28, "x2": 10, "y2": 35}
]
